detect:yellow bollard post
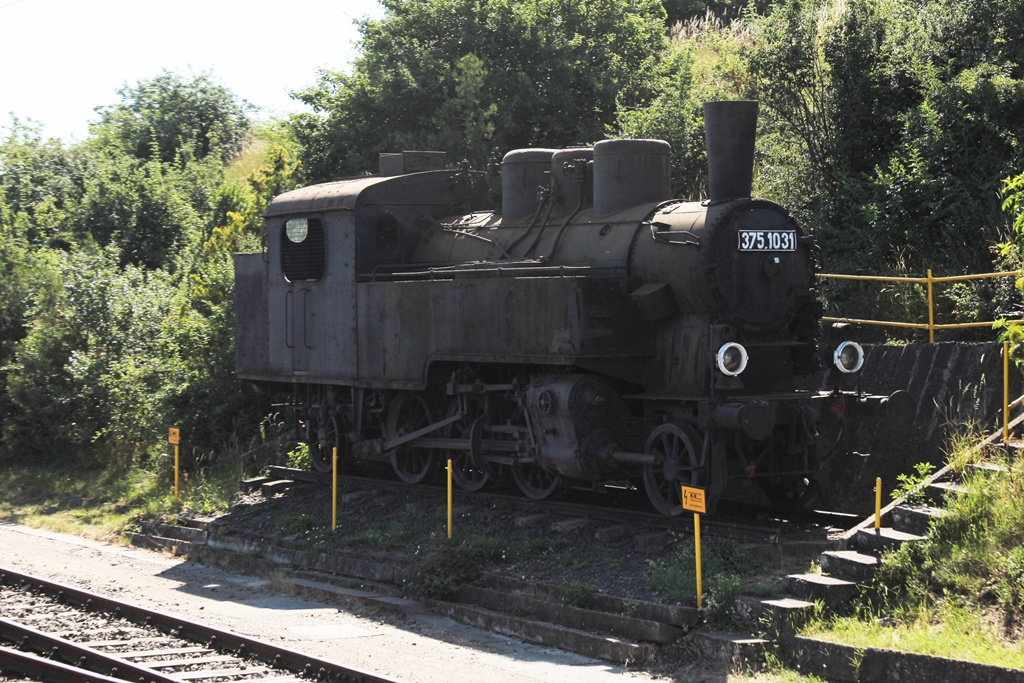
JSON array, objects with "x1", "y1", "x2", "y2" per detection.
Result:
[
  {"x1": 927, "y1": 269, "x2": 935, "y2": 344},
  {"x1": 169, "y1": 427, "x2": 181, "y2": 503},
  {"x1": 1004, "y1": 341, "x2": 1010, "y2": 445},
  {"x1": 174, "y1": 444, "x2": 180, "y2": 503},
  {"x1": 874, "y1": 477, "x2": 882, "y2": 530},
  {"x1": 694, "y1": 512, "x2": 703, "y2": 609},
  {"x1": 447, "y1": 459, "x2": 453, "y2": 539},
  {"x1": 332, "y1": 446, "x2": 338, "y2": 531}
]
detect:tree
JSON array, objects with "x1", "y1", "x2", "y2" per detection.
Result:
[
  {"x1": 91, "y1": 71, "x2": 252, "y2": 165},
  {"x1": 614, "y1": 13, "x2": 755, "y2": 199},
  {"x1": 290, "y1": 0, "x2": 667, "y2": 180}
]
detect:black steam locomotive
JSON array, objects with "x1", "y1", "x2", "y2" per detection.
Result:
[{"x1": 234, "y1": 101, "x2": 908, "y2": 515}]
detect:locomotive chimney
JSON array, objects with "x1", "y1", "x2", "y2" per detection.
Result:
[{"x1": 703, "y1": 100, "x2": 758, "y2": 203}]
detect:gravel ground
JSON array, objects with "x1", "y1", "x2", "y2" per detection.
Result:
[
  {"x1": 211, "y1": 475, "x2": 818, "y2": 608},
  {"x1": 218, "y1": 481, "x2": 674, "y2": 602}
]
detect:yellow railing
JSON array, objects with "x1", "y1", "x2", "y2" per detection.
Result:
[{"x1": 819, "y1": 269, "x2": 1024, "y2": 343}]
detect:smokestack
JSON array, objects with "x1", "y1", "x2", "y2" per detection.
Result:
[{"x1": 703, "y1": 100, "x2": 758, "y2": 203}]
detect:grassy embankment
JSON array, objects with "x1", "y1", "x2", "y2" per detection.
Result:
[{"x1": 797, "y1": 430, "x2": 1024, "y2": 669}]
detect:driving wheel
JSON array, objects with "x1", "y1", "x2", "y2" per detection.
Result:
[
  {"x1": 642, "y1": 422, "x2": 703, "y2": 516},
  {"x1": 386, "y1": 394, "x2": 435, "y2": 484}
]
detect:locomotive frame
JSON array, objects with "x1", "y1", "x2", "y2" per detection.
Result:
[{"x1": 234, "y1": 101, "x2": 910, "y2": 515}]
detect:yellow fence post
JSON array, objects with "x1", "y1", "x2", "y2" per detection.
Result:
[
  {"x1": 1004, "y1": 341, "x2": 1010, "y2": 445},
  {"x1": 927, "y1": 269, "x2": 935, "y2": 344},
  {"x1": 447, "y1": 459, "x2": 453, "y2": 539},
  {"x1": 332, "y1": 446, "x2": 338, "y2": 531},
  {"x1": 874, "y1": 477, "x2": 882, "y2": 530},
  {"x1": 169, "y1": 427, "x2": 180, "y2": 503}
]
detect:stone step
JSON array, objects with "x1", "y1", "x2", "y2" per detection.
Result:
[
  {"x1": 891, "y1": 504, "x2": 944, "y2": 536},
  {"x1": 205, "y1": 532, "x2": 407, "y2": 583},
  {"x1": 925, "y1": 480, "x2": 966, "y2": 505},
  {"x1": 142, "y1": 521, "x2": 209, "y2": 544},
  {"x1": 693, "y1": 632, "x2": 770, "y2": 669},
  {"x1": 434, "y1": 600, "x2": 654, "y2": 664},
  {"x1": 288, "y1": 576, "x2": 428, "y2": 617},
  {"x1": 129, "y1": 533, "x2": 195, "y2": 556},
  {"x1": 854, "y1": 527, "x2": 926, "y2": 554},
  {"x1": 477, "y1": 573, "x2": 699, "y2": 628},
  {"x1": 734, "y1": 596, "x2": 815, "y2": 631},
  {"x1": 785, "y1": 573, "x2": 859, "y2": 607},
  {"x1": 819, "y1": 550, "x2": 879, "y2": 583},
  {"x1": 453, "y1": 584, "x2": 683, "y2": 644},
  {"x1": 966, "y1": 461, "x2": 1007, "y2": 476}
]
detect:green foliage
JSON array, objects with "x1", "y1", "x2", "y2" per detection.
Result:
[
  {"x1": 892, "y1": 461, "x2": 937, "y2": 505},
  {"x1": 560, "y1": 580, "x2": 596, "y2": 609},
  {"x1": 614, "y1": 13, "x2": 754, "y2": 199},
  {"x1": 409, "y1": 534, "x2": 568, "y2": 598},
  {"x1": 745, "y1": 0, "x2": 1024, "y2": 336},
  {"x1": 870, "y1": 451, "x2": 1024, "y2": 625},
  {"x1": 290, "y1": 0, "x2": 667, "y2": 179},
  {"x1": 91, "y1": 70, "x2": 252, "y2": 164},
  {"x1": 286, "y1": 443, "x2": 311, "y2": 470},
  {"x1": 0, "y1": 75, "x2": 295, "y2": 471},
  {"x1": 648, "y1": 537, "x2": 772, "y2": 623}
]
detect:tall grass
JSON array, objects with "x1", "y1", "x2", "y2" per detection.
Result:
[{"x1": 803, "y1": 433, "x2": 1024, "y2": 665}]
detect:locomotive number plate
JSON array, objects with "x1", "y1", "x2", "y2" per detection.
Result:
[{"x1": 737, "y1": 230, "x2": 797, "y2": 252}]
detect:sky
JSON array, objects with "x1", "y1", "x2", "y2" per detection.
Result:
[{"x1": 0, "y1": 0, "x2": 385, "y2": 142}]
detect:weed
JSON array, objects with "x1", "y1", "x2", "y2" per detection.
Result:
[
  {"x1": 286, "y1": 513, "x2": 318, "y2": 535},
  {"x1": 286, "y1": 443, "x2": 311, "y2": 470},
  {"x1": 892, "y1": 461, "x2": 936, "y2": 505},
  {"x1": 647, "y1": 537, "x2": 774, "y2": 624},
  {"x1": 408, "y1": 534, "x2": 567, "y2": 599},
  {"x1": 561, "y1": 581, "x2": 596, "y2": 609}
]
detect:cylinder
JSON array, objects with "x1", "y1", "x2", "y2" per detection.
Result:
[
  {"x1": 593, "y1": 139, "x2": 672, "y2": 217},
  {"x1": 703, "y1": 100, "x2": 758, "y2": 203},
  {"x1": 501, "y1": 148, "x2": 556, "y2": 223},
  {"x1": 549, "y1": 147, "x2": 593, "y2": 217}
]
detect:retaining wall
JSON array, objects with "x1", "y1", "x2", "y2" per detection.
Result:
[{"x1": 824, "y1": 342, "x2": 1018, "y2": 513}]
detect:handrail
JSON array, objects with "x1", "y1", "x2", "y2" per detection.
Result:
[{"x1": 819, "y1": 269, "x2": 1024, "y2": 343}]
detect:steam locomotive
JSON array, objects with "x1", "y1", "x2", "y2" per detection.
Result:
[{"x1": 234, "y1": 101, "x2": 910, "y2": 515}]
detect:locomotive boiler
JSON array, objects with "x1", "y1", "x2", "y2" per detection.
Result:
[{"x1": 234, "y1": 100, "x2": 910, "y2": 515}]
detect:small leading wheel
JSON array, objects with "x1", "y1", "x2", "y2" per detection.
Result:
[
  {"x1": 512, "y1": 459, "x2": 561, "y2": 500},
  {"x1": 386, "y1": 394, "x2": 436, "y2": 484},
  {"x1": 444, "y1": 398, "x2": 490, "y2": 492},
  {"x1": 309, "y1": 414, "x2": 341, "y2": 473},
  {"x1": 642, "y1": 423, "x2": 703, "y2": 516}
]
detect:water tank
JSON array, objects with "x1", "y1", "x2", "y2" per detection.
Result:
[
  {"x1": 593, "y1": 139, "x2": 672, "y2": 216},
  {"x1": 501, "y1": 148, "x2": 556, "y2": 223}
]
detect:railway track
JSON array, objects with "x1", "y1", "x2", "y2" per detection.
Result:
[
  {"x1": 260, "y1": 465, "x2": 852, "y2": 544},
  {"x1": 0, "y1": 567, "x2": 399, "y2": 683}
]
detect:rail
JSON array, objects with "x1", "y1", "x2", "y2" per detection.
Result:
[{"x1": 819, "y1": 269, "x2": 1024, "y2": 343}]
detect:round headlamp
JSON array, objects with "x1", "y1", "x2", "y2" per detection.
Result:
[
  {"x1": 716, "y1": 342, "x2": 748, "y2": 377},
  {"x1": 834, "y1": 340, "x2": 865, "y2": 374}
]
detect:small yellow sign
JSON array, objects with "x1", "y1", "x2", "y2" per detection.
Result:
[
  {"x1": 682, "y1": 485, "x2": 706, "y2": 514},
  {"x1": 168, "y1": 427, "x2": 180, "y2": 445}
]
